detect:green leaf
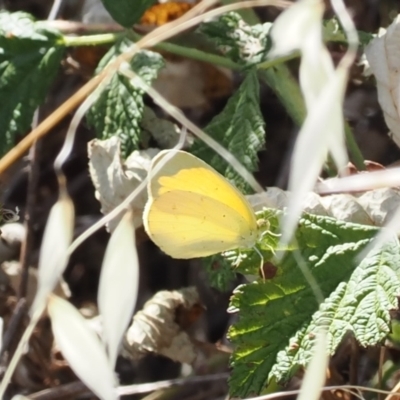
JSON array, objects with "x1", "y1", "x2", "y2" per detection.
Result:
[
  {"x1": 221, "y1": 208, "x2": 282, "y2": 279},
  {"x1": 87, "y1": 38, "x2": 164, "y2": 158},
  {"x1": 228, "y1": 213, "x2": 385, "y2": 397},
  {"x1": 191, "y1": 68, "x2": 265, "y2": 193},
  {"x1": 272, "y1": 238, "x2": 400, "y2": 381},
  {"x1": 323, "y1": 18, "x2": 373, "y2": 47},
  {"x1": 258, "y1": 67, "x2": 306, "y2": 128},
  {"x1": 0, "y1": 11, "x2": 64, "y2": 155},
  {"x1": 199, "y1": 12, "x2": 271, "y2": 65},
  {"x1": 100, "y1": 0, "x2": 157, "y2": 27}
]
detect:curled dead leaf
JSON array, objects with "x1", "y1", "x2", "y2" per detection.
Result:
[
  {"x1": 122, "y1": 287, "x2": 204, "y2": 364},
  {"x1": 248, "y1": 186, "x2": 400, "y2": 227},
  {"x1": 88, "y1": 137, "x2": 158, "y2": 231}
]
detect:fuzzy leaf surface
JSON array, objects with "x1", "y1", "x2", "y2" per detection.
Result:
[
  {"x1": 199, "y1": 12, "x2": 271, "y2": 65},
  {"x1": 0, "y1": 11, "x2": 64, "y2": 155},
  {"x1": 228, "y1": 213, "x2": 391, "y2": 397},
  {"x1": 272, "y1": 238, "x2": 400, "y2": 381},
  {"x1": 87, "y1": 39, "x2": 164, "y2": 158},
  {"x1": 192, "y1": 68, "x2": 265, "y2": 193}
]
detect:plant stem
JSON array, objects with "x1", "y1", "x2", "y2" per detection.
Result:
[
  {"x1": 128, "y1": 30, "x2": 241, "y2": 70},
  {"x1": 257, "y1": 51, "x2": 299, "y2": 70},
  {"x1": 345, "y1": 122, "x2": 365, "y2": 170},
  {"x1": 62, "y1": 33, "x2": 122, "y2": 47},
  {"x1": 258, "y1": 66, "x2": 306, "y2": 127}
]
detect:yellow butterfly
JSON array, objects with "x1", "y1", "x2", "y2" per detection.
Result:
[{"x1": 143, "y1": 150, "x2": 259, "y2": 259}]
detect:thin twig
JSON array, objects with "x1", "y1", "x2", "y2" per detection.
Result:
[
  {"x1": 48, "y1": 0, "x2": 64, "y2": 21},
  {"x1": 379, "y1": 346, "x2": 386, "y2": 400},
  {"x1": 46, "y1": 20, "x2": 124, "y2": 34},
  {"x1": 27, "y1": 373, "x2": 230, "y2": 399},
  {"x1": 117, "y1": 372, "x2": 230, "y2": 396},
  {"x1": 0, "y1": 298, "x2": 27, "y2": 361},
  {"x1": 349, "y1": 336, "x2": 359, "y2": 400},
  {"x1": 28, "y1": 381, "x2": 88, "y2": 400},
  {"x1": 18, "y1": 141, "x2": 41, "y2": 299},
  {"x1": 385, "y1": 380, "x2": 400, "y2": 400}
]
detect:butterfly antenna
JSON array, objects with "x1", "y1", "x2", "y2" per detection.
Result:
[
  {"x1": 253, "y1": 246, "x2": 265, "y2": 280},
  {"x1": 257, "y1": 217, "x2": 281, "y2": 241}
]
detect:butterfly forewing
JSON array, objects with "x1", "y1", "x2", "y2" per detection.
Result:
[{"x1": 144, "y1": 150, "x2": 259, "y2": 259}]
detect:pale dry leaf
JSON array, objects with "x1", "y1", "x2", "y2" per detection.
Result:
[
  {"x1": 365, "y1": 15, "x2": 400, "y2": 147},
  {"x1": 48, "y1": 295, "x2": 117, "y2": 400},
  {"x1": 356, "y1": 188, "x2": 400, "y2": 226},
  {"x1": 286, "y1": 68, "x2": 348, "y2": 230},
  {"x1": 98, "y1": 210, "x2": 139, "y2": 369},
  {"x1": 269, "y1": 0, "x2": 332, "y2": 109},
  {"x1": 248, "y1": 186, "x2": 400, "y2": 227},
  {"x1": 269, "y1": 0, "x2": 324, "y2": 58},
  {"x1": 88, "y1": 137, "x2": 158, "y2": 231},
  {"x1": 30, "y1": 193, "x2": 74, "y2": 315},
  {"x1": 122, "y1": 287, "x2": 202, "y2": 364}
]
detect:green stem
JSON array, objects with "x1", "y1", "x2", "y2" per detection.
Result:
[
  {"x1": 259, "y1": 66, "x2": 364, "y2": 170},
  {"x1": 128, "y1": 30, "x2": 241, "y2": 70},
  {"x1": 258, "y1": 66, "x2": 306, "y2": 127},
  {"x1": 62, "y1": 33, "x2": 122, "y2": 47},
  {"x1": 257, "y1": 51, "x2": 299, "y2": 70},
  {"x1": 156, "y1": 41, "x2": 241, "y2": 70},
  {"x1": 345, "y1": 122, "x2": 365, "y2": 170}
]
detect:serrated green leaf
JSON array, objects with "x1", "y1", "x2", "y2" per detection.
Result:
[
  {"x1": 205, "y1": 210, "x2": 282, "y2": 290},
  {"x1": 191, "y1": 68, "x2": 265, "y2": 193},
  {"x1": 228, "y1": 214, "x2": 381, "y2": 397},
  {"x1": 272, "y1": 238, "x2": 400, "y2": 382},
  {"x1": 199, "y1": 12, "x2": 271, "y2": 65},
  {"x1": 0, "y1": 11, "x2": 64, "y2": 155},
  {"x1": 100, "y1": 0, "x2": 157, "y2": 27},
  {"x1": 222, "y1": 208, "x2": 282, "y2": 279},
  {"x1": 87, "y1": 38, "x2": 164, "y2": 158}
]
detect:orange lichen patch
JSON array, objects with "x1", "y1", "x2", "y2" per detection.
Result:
[{"x1": 140, "y1": 2, "x2": 194, "y2": 26}]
